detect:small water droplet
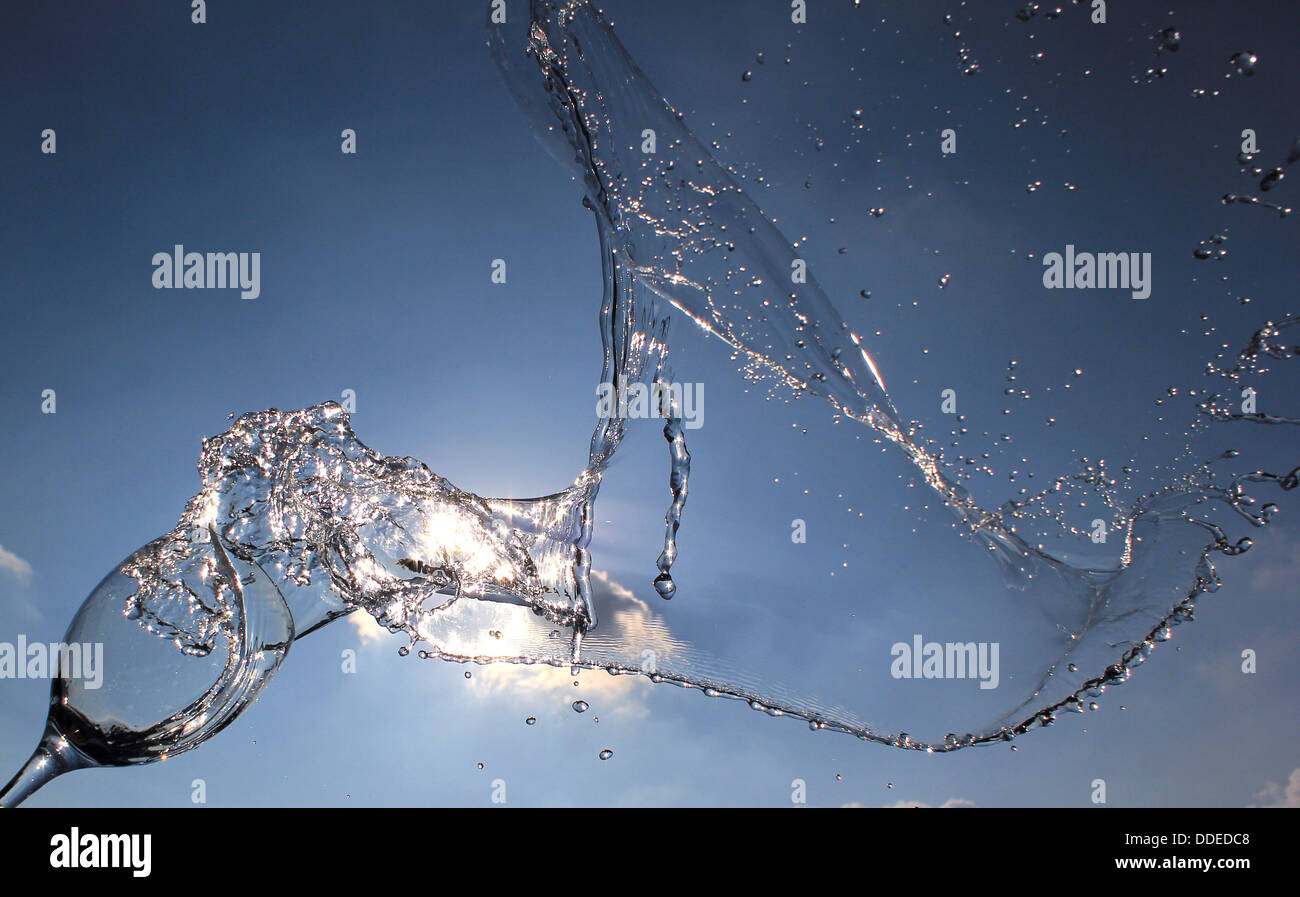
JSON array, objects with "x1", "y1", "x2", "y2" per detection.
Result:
[
  {"x1": 1229, "y1": 51, "x2": 1257, "y2": 77},
  {"x1": 652, "y1": 572, "x2": 676, "y2": 599}
]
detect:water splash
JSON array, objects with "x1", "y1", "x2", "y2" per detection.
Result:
[{"x1": 45, "y1": 0, "x2": 1300, "y2": 758}]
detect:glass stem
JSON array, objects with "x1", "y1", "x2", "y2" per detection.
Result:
[{"x1": 0, "y1": 721, "x2": 92, "y2": 808}]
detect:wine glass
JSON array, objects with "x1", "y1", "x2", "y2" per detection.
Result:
[{"x1": 0, "y1": 529, "x2": 294, "y2": 807}]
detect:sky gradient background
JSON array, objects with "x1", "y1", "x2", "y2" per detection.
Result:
[{"x1": 1, "y1": 0, "x2": 1298, "y2": 807}]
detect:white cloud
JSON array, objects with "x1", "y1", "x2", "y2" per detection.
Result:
[
  {"x1": 876, "y1": 797, "x2": 976, "y2": 808},
  {"x1": 1250, "y1": 768, "x2": 1300, "y2": 808},
  {"x1": 467, "y1": 662, "x2": 650, "y2": 718},
  {"x1": 348, "y1": 608, "x2": 388, "y2": 644},
  {"x1": 591, "y1": 568, "x2": 637, "y2": 603},
  {"x1": 463, "y1": 570, "x2": 659, "y2": 718},
  {"x1": 0, "y1": 544, "x2": 33, "y2": 582}
]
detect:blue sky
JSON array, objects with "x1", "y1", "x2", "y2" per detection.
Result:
[{"x1": 1, "y1": 0, "x2": 1297, "y2": 806}]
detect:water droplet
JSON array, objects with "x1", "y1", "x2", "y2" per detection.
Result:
[
  {"x1": 572, "y1": 700, "x2": 589, "y2": 713},
  {"x1": 525, "y1": 716, "x2": 537, "y2": 726},
  {"x1": 599, "y1": 749, "x2": 613, "y2": 760},
  {"x1": 652, "y1": 572, "x2": 676, "y2": 599},
  {"x1": 1229, "y1": 51, "x2": 1257, "y2": 76}
]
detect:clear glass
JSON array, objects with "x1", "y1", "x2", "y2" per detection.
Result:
[{"x1": 0, "y1": 532, "x2": 293, "y2": 806}]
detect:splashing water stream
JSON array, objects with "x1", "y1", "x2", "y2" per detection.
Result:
[{"x1": 3, "y1": 0, "x2": 1298, "y2": 803}]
